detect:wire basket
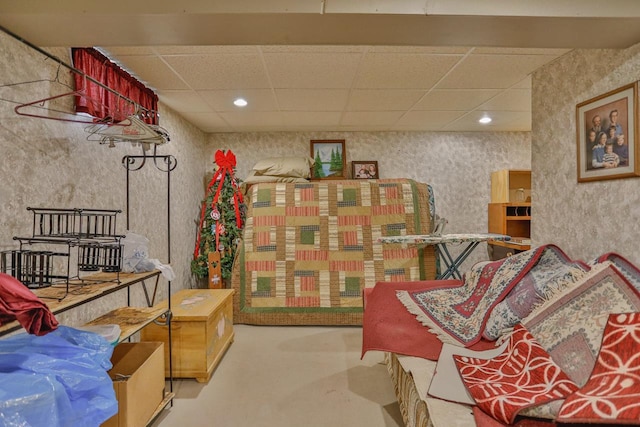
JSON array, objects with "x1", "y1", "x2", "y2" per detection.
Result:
[
  {"x1": 1, "y1": 250, "x2": 55, "y2": 288},
  {"x1": 78, "y1": 243, "x2": 122, "y2": 273}
]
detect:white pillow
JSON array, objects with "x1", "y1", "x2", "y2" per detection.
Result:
[{"x1": 252, "y1": 157, "x2": 314, "y2": 178}]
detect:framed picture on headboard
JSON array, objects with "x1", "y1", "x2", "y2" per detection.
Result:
[
  {"x1": 352, "y1": 161, "x2": 379, "y2": 179},
  {"x1": 310, "y1": 139, "x2": 346, "y2": 179}
]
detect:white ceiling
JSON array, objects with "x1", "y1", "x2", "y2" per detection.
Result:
[
  {"x1": 2, "y1": 1, "x2": 640, "y2": 133},
  {"x1": 101, "y1": 45, "x2": 562, "y2": 133}
]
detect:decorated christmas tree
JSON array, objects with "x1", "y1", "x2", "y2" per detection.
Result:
[{"x1": 191, "y1": 150, "x2": 246, "y2": 287}]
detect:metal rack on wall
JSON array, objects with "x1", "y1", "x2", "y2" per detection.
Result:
[
  {"x1": 0, "y1": 207, "x2": 124, "y2": 299},
  {"x1": 122, "y1": 148, "x2": 178, "y2": 410}
]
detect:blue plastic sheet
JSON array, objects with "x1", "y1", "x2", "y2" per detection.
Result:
[{"x1": 0, "y1": 326, "x2": 117, "y2": 427}]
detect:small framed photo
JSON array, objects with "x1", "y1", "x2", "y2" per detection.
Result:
[
  {"x1": 310, "y1": 139, "x2": 346, "y2": 179},
  {"x1": 576, "y1": 82, "x2": 640, "y2": 182},
  {"x1": 352, "y1": 161, "x2": 379, "y2": 179}
]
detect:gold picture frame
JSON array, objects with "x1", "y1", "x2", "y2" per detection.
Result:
[{"x1": 576, "y1": 82, "x2": 640, "y2": 182}]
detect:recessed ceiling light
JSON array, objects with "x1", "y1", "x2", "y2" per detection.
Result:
[
  {"x1": 479, "y1": 116, "x2": 492, "y2": 124},
  {"x1": 233, "y1": 98, "x2": 248, "y2": 107}
]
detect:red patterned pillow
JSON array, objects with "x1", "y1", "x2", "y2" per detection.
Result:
[
  {"x1": 454, "y1": 324, "x2": 578, "y2": 425},
  {"x1": 557, "y1": 312, "x2": 640, "y2": 423}
]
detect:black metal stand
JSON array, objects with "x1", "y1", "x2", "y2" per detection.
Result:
[{"x1": 122, "y1": 147, "x2": 177, "y2": 401}]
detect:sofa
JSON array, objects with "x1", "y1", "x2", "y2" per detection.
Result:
[{"x1": 363, "y1": 245, "x2": 640, "y2": 426}]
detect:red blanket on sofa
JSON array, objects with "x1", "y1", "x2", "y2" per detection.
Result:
[{"x1": 361, "y1": 280, "x2": 496, "y2": 361}]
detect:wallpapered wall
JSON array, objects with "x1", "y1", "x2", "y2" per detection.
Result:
[
  {"x1": 531, "y1": 43, "x2": 640, "y2": 265},
  {"x1": 0, "y1": 27, "x2": 533, "y2": 330},
  {"x1": 0, "y1": 31, "x2": 209, "y2": 328},
  {"x1": 209, "y1": 131, "x2": 531, "y2": 270}
]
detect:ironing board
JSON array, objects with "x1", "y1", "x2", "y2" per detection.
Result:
[{"x1": 378, "y1": 233, "x2": 511, "y2": 280}]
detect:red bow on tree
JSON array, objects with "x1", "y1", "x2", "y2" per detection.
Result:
[{"x1": 214, "y1": 150, "x2": 236, "y2": 169}]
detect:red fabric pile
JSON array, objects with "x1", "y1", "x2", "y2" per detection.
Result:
[{"x1": 0, "y1": 273, "x2": 59, "y2": 335}]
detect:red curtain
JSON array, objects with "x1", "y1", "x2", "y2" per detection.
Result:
[{"x1": 71, "y1": 48, "x2": 158, "y2": 124}]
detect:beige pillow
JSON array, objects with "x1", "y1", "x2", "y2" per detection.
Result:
[
  {"x1": 252, "y1": 157, "x2": 314, "y2": 178},
  {"x1": 243, "y1": 170, "x2": 309, "y2": 184},
  {"x1": 240, "y1": 171, "x2": 309, "y2": 193}
]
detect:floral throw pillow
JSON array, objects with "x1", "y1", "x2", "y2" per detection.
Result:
[
  {"x1": 557, "y1": 312, "x2": 640, "y2": 423},
  {"x1": 454, "y1": 324, "x2": 578, "y2": 425}
]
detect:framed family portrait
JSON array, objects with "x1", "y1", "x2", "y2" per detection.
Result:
[
  {"x1": 352, "y1": 161, "x2": 379, "y2": 179},
  {"x1": 310, "y1": 139, "x2": 346, "y2": 179},
  {"x1": 576, "y1": 82, "x2": 640, "y2": 182}
]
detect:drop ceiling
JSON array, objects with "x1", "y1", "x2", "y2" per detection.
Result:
[{"x1": 2, "y1": 1, "x2": 640, "y2": 133}]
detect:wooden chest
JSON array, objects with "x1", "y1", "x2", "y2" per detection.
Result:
[{"x1": 141, "y1": 289, "x2": 234, "y2": 383}]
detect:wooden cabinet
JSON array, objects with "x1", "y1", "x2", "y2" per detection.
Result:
[
  {"x1": 488, "y1": 203, "x2": 531, "y2": 251},
  {"x1": 141, "y1": 289, "x2": 234, "y2": 383},
  {"x1": 490, "y1": 169, "x2": 531, "y2": 203},
  {"x1": 488, "y1": 169, "x2": 532, "y2": 259}
]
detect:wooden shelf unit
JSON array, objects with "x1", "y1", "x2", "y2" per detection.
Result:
[
  {"x1": 490, "y1": 169, "x2": 531, "y2": 203},
  {"x1": 0, "y1": 271, "x2": 162, "y2": 337},
  {"x1": 488, "y1": 169, "x2": 532, "y2": 259},
  {"x1": 488, "y1": 202, "x2": 531, "y2": 251}
]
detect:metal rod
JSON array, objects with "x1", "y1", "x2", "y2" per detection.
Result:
[{"x1": 0, "y1": 25, "x2": 143, "y2": 110}]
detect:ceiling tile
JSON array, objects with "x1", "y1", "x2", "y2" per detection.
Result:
[
  {"x1": 443, "y1": 110, "x2": 531, "y2": 131},
  {"x1": 219, "y1": 111, "x2": 284, "y2": 127},
  {"x1": 437, "y1": 54, "x2": 560, "y2": 89},
  {"x1": 178, "y1": 112, "x2": 231, "y2": 132},
  {"x1": 341, "y1": 111, "x2": 405, "y2": 126},
  {"x1": 101, "y1": 46, "x2": 156, "y2": 55},
  {"x1": 264, "y1": 52, "x2": 362, "y2": 89},
  {"x1": 261, "y1": 46, "x2": 365, "y2": 54},
  {"x1": 155, "y1": 46, "x2": 259, "y2": 55},
  {"x1": 110, "y1": 55, "x2": 189, "y2": 90},
  {"x1": 276, "y1": 89, "x2": 349, "y2": 111},
  {"x1": 163, "y1": 54, "x2": 270, "y2": 90},
  {"x1": 199, "y1": 89, "x2": 278, "y2": 111},
  {"x1": 347, "y1": 89, "x2": 425, "y2": 111},
  {"x1": 281, "y1": 111, "x2": 342, "y2": 127},
  {"x1": 368, "y1": 46, "x2": 472, "y2": 54},
  {"x1": 480, "y1": 88, "x2": 531, "y2": 111},
  {"x1": 325, "y1": 0, "x2": 427, "y2": 14},
  {"x1": 413, "y1": 89, "x2": 501, "y2": 111},
  {"x1": 355, "y1": 53, "x2": 462, "y2": 89},
  {"x1": 473, "y1": 47, "x2": 571, "y2": 55},
  {"x1": 158, "y1": 91, "x2": 212, "y2": 113},
  {"x1": 512, "y1": 75, "x2": 532, "y2": 89},
  {"x1": 395, "y1": 110, "x2": 466, "y2": 129},
  {"x1": 335, "y1": 124, "x2": 391, "y2": 132}
]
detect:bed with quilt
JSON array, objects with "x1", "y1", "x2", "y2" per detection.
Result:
[{"x1": 231, "y1": 178, "x2": 437, "y2": 325}]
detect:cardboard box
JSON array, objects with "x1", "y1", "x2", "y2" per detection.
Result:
[
  {"x1": 102, "y1": 342, "x2": 165, "y2": 427},
  {"x1": 141, "y1": 289, "x2": 234, "y2": 383}
]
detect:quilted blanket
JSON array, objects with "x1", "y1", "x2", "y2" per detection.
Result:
[
  {"x1": 396, "y1": 244, "x2": 578, "y2": 347},
  {"x1": 232, "y1": 179, "x2": 437, "y2": 325}
]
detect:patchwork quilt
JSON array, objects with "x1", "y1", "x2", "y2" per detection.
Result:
[{"x1": 232, "y1": 179, "x2": 437, "y2": 325}]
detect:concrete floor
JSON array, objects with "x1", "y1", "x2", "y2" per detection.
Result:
[{"x1": 153, "y1": 325, "x2": 403, "y2": 427}]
